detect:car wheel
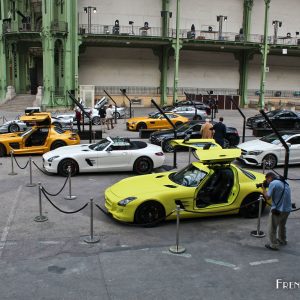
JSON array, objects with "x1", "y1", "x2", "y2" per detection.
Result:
[
  {"x1": 0, "y1": 144, "x2": 6, "y2": 157},
  {"x1": 262, "y1": 154, "x2": 277, "y2": 169},
  {"x1": 113, "y1": 112, "x2": 121, "y2": 119},
  {"x1": 239, "y1": 193, "x2": 265, "y2": 218},
  {"x1": 295, "y1": 122, "x2": 300, "y2": 129},
  {"x1": 50, "y1": 140, "x2": 67, "y2": 150},
  {"x1": 8, "y1": 123, "x2": 20, "y2": 133},
  {"x1": 134, "y1": 201, "x2": 165, "y2": 226},
  {"x1": 52, "y1": 122, "x2": 62, "y2": 128},
  {"x1": 223, "y1": 139, "x2": 230, "y2": 149},
  {"x1": 92, "y1": 116, "x2": 101, "y2": 125},
  {"x1": 136, "y1": 122, "x2": 147, "y2": 131},
  {"x1": 133, "y1": 157, "x2": 153, "y2": 174},
  {"x1": 162, "y1": 140, "x2": 174, "y2": 153},
  {"x1": 58, "y1": 158, "x2": 79, "y2": 177}
]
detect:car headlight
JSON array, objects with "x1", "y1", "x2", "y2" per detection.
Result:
[
  {"x1": 118, "y1": 197, "x2": 137, "y2": 206},
  {"x1": 48, "y1": 155, "x2": 60, "y2": 162},
  {"x1": 247, "y1": 150, "x2": 263, "y2": 156}
]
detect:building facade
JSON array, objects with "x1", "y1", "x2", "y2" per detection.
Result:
[{"x1": 0, "y1": 0, "x2": 300, "y2": 109}]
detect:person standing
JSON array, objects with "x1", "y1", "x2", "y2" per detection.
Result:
[
  {"x1": 262, "y1": 172, "x2": 292, "y2": 251},
  {"x1": 106, "y1": 104, "x2": 114, "y2": 130},
  {"x1": 211, "y1": 117, "x2": 226, "y2": 148},
  {"x1": 75, "y1": 108, "x2": 81, "y2": 132},
  {"x1": 200, "y1": 118, "x2": 213, "y2": 139},
  {"x1": 98, "y1": 106, "x2": 106, "y2": 125}
]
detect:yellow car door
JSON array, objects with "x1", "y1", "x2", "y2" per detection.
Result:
[{"x1": 20, "y1": 127, "x2": 49, "y2": 154}]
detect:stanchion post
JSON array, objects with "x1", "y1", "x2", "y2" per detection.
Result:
[
  {"x1": 262, "y1": 160, "x2": 266, "y2": 174},
  {"x1": 84, "y1": 198, "x2": 100, "y2": 243},
  {"x1": 188, "y1": 147, "x2": 191, "y2": 164},
  {"x1": 34, "y1": 182, "x2": 48, "y2": 222},
  {"x1": 93, "y1": 130, "x2": 96, "y2": 143},
  {"x1": 8, "y1": 150, "x2": 17, "y2": 175},
  {"x1": 251, "y1": 195, "x2": 265, "y2": 238},
  {"x1": 26, "y1": 157, "x2": 37, "y2": 187},
  {"x1": 169, "y1": 205, "x2": 186, "y2": 254},
  {"x1": 64, "y1": 166, "x2": 77, "y2": 200}
]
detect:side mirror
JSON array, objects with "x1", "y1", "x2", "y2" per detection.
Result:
[{"x1": 286, "y1": 142, "x2": 291, "y2": 148}]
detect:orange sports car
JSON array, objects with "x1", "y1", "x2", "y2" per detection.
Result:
[
  {"x1": 0, "y1": 112, "x2": 80, "y2": 156},
  {"x1": 126, "y1": 112, "x2": 189, "y2": 131}
]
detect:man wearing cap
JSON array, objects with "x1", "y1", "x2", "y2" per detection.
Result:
[{"x1": 200, "y1": 118, "x2": 213, "y2": 139}]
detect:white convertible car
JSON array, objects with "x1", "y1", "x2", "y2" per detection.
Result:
[
  {"x1": 43, "y1": 137, "x2": 165, "y2": 176},
  {"x1": 237, "y1": 131, "x2": 300, "y2": 169}
]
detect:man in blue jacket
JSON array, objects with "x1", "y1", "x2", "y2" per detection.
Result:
[{"x1": 262, "y1": 172, "x2": 292, "y2": 250}]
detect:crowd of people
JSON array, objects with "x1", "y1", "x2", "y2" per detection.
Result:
[{"x1": 75, "y1": 104, "x2": 115, "y2": 132}]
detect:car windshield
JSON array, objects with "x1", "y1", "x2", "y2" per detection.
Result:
[
  {"x1": 260, "y1": 133, "x2": 290, "y2": 145},
  {"x1": 175, "y1": 123, "x2": 191, "y2": 132},
  {"x1": 54, "y1": 127, "x2": 66, "y2": 134},
  {"x1": 89, "y1": 138, "x2": 111, "y2": 151},
  {"x1": 267, "y1": 110, "x2": 279, "y2": 117},
  {"x1": 169, "y1": 164, "x2": 207, "y2": 187},
  {"x1": 149, "y1": 113, "x2": 162, "y2": 119},
  {"x1": 237, "y1": 167, "x2": 256, "y2": 180}
]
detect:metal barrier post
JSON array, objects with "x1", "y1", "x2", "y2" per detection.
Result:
[
  {"x1": 8, "y1": 150, "x2": 17, "y2": 175},
  {"x1": 251, "y1": 195, "x2": 265, "y2": 238},
  {"x1": 169, "y1": 205, "x2": 186, "y2": 254},
  {"x1": 84, "y1": 198, "x2": 100, "y2": 243},
  {"x1": 34, "y1": 182, "x2": 48, "y2": 222},
  {"x1": 188, "y1": 147, "x2": 192, "y2": 164},
  {"x1": 64, "y1": 166, "x2": 77, "y2": 200},
  {"x1": 262, "y1": 160, "x2": 266, "y2": 174},
  {"x1": 26, "y1": 157, "x2": 36, "y2": 187},
  {"x1": 93, "y1": 130, "x2": 96, "y2": 143}
]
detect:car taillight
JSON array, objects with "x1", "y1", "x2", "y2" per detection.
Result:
[
  {"x1": 155, "y1": 152, "x2": 164, "y2": 156},
  {"x1": 69, "y1": 136, "x2": 78, "y2": 140}
]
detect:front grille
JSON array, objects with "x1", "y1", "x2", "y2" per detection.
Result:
[
  {"x1": 241, "y1": 149, "x2": 247, "y2": 155},
  {"x1": 105, "y1": 197, "x2": 113, "y2": 210}
]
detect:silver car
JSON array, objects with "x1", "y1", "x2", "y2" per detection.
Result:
[
  {"x1": 0, "y1": 116, "x2": 73, "y2": 133},
  {"x1": 171, "y1": 106, "x2": 208, "y2": 120}
]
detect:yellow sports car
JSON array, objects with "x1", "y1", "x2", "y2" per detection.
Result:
[
  {"x1": 0, "y1": 113, "x2": 80, "y2": 156},
  {"x1": 126, "y1": 112, "x2": 189, "y2": 131},
  {"x1": 105, "y1": 148, "x2": 269, "y2": 225}
]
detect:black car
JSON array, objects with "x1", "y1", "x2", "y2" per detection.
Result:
[
  {"x1": 247, "y1": 109, "x2": 300, "y2": 129},
  {"x1": 149, "y1": 120, "x2": 240, "y2": 152}
]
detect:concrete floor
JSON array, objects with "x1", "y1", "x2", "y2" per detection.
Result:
[{"x1": 0, "y1": 107, "x2": 300, "y2": 300}]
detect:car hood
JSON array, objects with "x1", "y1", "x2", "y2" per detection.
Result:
[
  {"x1": 151, "y1": 129, "x2": 178, "y2": 138},
  {"x1": 43, "y1": 144, "x2": 91, "y2": 159},
  {"x1": 0, "y1": 132, "x2": 21, "y2": 140},
  {"x1": 108, "y1": 172, "x2": 179, "y2": 198},
  {"x1": 238, "y1": 140, "x2": 280, "y2": 151}
]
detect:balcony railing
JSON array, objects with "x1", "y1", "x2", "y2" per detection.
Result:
[
  {"x1": 2, "y1": 22, "x2": 42, "y2": 33},
  {"x1": 79, "y1": 24, "x2": 162, "y2": 37},
  {"x1": 79, "y1": 23, "x2": 300, "y2": 46},
  {"x1": 50, "y1": 21, "x2": 68, "y2": 34}
]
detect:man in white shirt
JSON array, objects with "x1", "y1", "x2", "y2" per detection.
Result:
[{"x1": 106, "y1": 104, "x2": 114, "y2": 130}]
